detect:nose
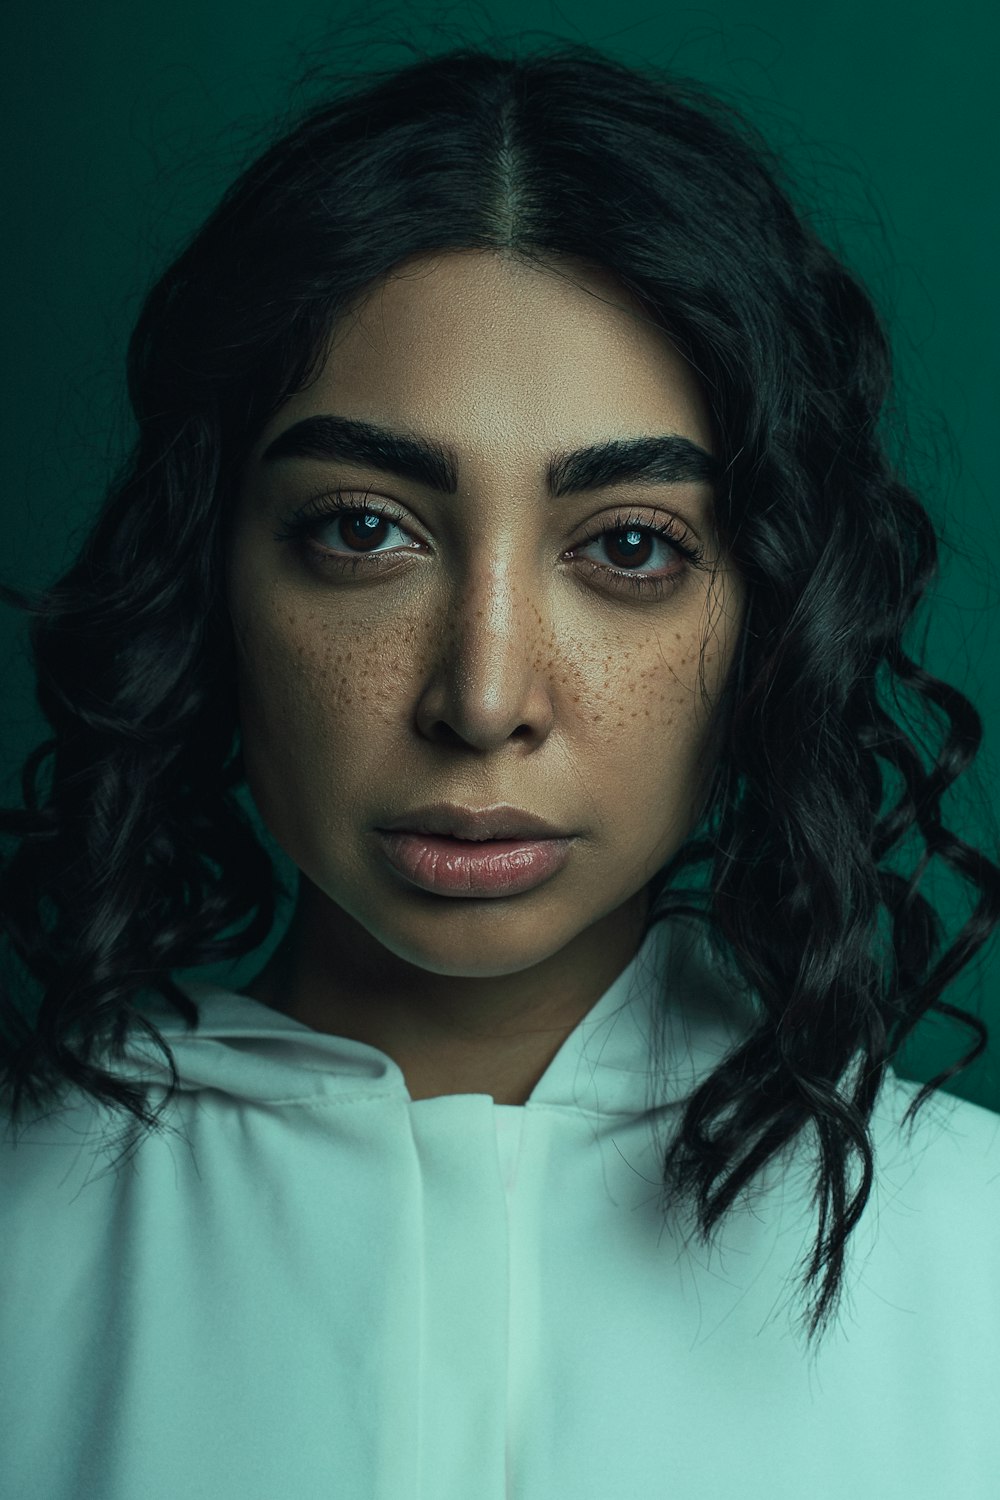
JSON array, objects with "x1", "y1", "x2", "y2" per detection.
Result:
[{"x1": 413, "y1": 555, "x2": 557, "y2": 751}]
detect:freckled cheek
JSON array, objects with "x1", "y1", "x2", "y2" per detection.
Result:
[
  {"x1": 235, "y1": 608, "x2": 428, "y2": 754},
  {"x1": 605, "y1": 633, "x2": 719, "y2": 805},
  {"x1": 232, "y1": 620, "x2": 366, "y2": 843},
  {"x1": 589, "y1": 627, "x2": 701, "y2": 742}
]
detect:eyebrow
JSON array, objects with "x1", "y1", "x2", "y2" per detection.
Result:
[{"x1": 259, "y1": 413, "x2": 720, "y2": 498}]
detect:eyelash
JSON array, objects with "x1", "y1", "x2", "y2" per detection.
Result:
[{"x1": 271, "y1": 489, "x2": 706, "y2": 599}]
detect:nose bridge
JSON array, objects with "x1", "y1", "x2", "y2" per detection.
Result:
[
  {"x1": 421, "y1": 538, "x2": 558, "y2": 747},
  {"x1": 446, "y1": 544, "x2": 539, "y2": 671}
]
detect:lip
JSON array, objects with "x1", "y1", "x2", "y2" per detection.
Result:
[
  {"x1": 376, "y1": 830, "x2": 575, "y2": 898},
  {"x1": 379, "y1": 801, "x2": 572, "y2": 841}
]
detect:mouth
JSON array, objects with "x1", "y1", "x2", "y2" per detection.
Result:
[
  {"x1": 379, "y1": 802, "x2": 572, "y2": 842},
  {"x1": 375, "y1": 828, "x2": 576, "y2": 898},
  {"x1": 403, "y1": 832, "x2": 515, "y2": 842}
]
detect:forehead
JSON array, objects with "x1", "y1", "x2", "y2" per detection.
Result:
[
  {"x1": 336, "y1": 248, "x2": 685, "y2": 376},
  {"x1": 349, "y1": 247, "x2": 655, "y2": 329},
  {"x1": 262, "y1": 249, "x2": 714, "y2": 463}
]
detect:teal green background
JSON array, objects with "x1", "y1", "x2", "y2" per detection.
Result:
[{"x1": 2, "y1": 2, "x2": 997, "y2": 1108}]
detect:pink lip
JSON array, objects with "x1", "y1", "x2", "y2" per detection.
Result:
[{"x1": 376, "y1": 831, "x2": 575, "y2": 897}]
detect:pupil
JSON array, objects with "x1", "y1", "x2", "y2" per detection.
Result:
[
  {"x1": 610, "y1": 527, "x2": 650, "y2": 566},
  {"x1": 346, "y1": 512, "x2": 385, "y2": 548}
]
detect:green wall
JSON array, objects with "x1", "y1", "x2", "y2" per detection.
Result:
[{"x1": 2, "y1": 1, "x2": 997, "y2": 1108}]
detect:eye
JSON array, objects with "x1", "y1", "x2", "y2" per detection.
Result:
[
  {"x1": 272, "y1": 492, "x2": 418, "y2": 564},
  {"x1": 310, "y1": 506, "x2": 411, "y2": 556},
  {"x1": 273, "y1": 492, "x2": 706, "y2": 599},
  {"x1": 570, "y1": 513, "x2": 703, "y2": 585}
]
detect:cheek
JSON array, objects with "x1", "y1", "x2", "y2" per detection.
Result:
[
  {"x1": 607, "y1": 618, "x2": 729, "y2": 814},
  {"x1": 232, "y1": 597, "x2": 434, "y2": 775},
  {"x1": 233, "y1": 603, "x2": 445, "y2": 864},
  {"x1": 595, "y1": 624, "x2": 701, "y2": 748},
  {"x1": 232, "y1": 610, "x2": 365, "y2": 855}
]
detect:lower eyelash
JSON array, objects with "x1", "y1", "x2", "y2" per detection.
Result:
[{"x1": 273, "y1": 496, "x2": 705, "y2": 595}]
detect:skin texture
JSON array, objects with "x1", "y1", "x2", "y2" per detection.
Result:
[{"x1": 228, "y1": 248, "x2": 745, "y2": 1105}]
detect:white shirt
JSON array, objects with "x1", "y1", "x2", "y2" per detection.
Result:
[{"x1": 2, "y1": 914, "x2": 998, "y2": 1498}]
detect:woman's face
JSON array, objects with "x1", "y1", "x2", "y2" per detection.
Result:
[{"x1": 228, "y1": 249, "x2": 744, "y2": 987}]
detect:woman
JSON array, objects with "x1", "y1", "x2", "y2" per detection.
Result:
[{"x1": 1, "y1": 39, "x2": 998, "y2": 1499}]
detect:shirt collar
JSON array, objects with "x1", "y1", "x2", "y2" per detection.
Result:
[{"x1": 124, "y1": 915, "x2": 760, "y2": 1115}]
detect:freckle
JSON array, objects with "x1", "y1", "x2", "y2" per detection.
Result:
[
  {"x1": 572, "y1": 695, "x2": 579, "y2": 702},
  {"x1": 644, "y1": 709, "x2": 650, "y2": 717},
  {"x1": 631, "y1": 711, "x2": 638, "y2": 718}
]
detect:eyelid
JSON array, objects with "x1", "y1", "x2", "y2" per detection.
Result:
[
  {"x1": 279, "y1": 486, "x2": 699, "y2": 542},
  {"x1": 282, "y1": 485, "x2": 423, "y2": 531},
  {"x1": 575, "y1": 504, "x2": 698, "y2": 543}
]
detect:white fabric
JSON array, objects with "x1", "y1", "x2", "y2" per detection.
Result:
[{"x1": 2, "y1": 914, "x2": 998, "y2": 1498}]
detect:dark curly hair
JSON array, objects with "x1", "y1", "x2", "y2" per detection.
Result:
[{"x1": 2, "y1": 37, "x2": 998, "y2": 1351}]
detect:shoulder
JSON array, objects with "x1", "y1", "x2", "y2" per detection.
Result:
[
  {"x1": 877, "y1": 1068, "x2": 1000, "y2": 1166},
  {"x1": 0, "y1": 1088, "x2": 164, "y2": 1208},
  {"x1": 869, "y1": 1068, "x2": 1000, "y2": 1252}
]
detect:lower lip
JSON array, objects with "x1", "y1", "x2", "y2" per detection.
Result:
[{"x1": 376, "y1": 831, "x2": 575, "y2": 897}]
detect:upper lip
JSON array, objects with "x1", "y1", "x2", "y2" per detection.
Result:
[{"x1": 380, "y1": 802, "x2": 572, "y2": 841}]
